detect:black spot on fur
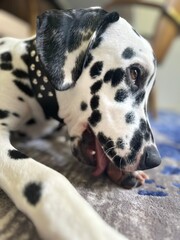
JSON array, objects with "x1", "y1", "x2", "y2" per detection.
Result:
[
  {"x1": 106, "y1": 149, "x2": 116, "y2": 158},
  {"x1": 8, "y1": 149, "x2": 28, "y2": 159},
  {"x1": 104, "y1": 138, "x2": 114, "y2": 151},
  {"x1": 113, "y1": 156, "x2": 126, "y2": 168},
  {"x1": 140, "y1": 119, "x2": 147, "y2": 133},
  {"x1": 18, "y1": 97, "x2": 25, "y2": 102},
  {"x1": 26, "y1": 118, "x2": 36, "y2": 125},
  {"x1": 116, "y1": 138, "x2": 125, "y2": 149},
  {"x1": 122, "y1": 47, "x2": 135, "y2": 59},
  {"x1": 21, "y1": 54, "x2": 30, "y2": 66},
  {"x1": 111, "y1": 68, "x2": 125, "y2": 87},
  {"x1": 0, "y1": 63, "x2": 13, "y2": 70},
  {"x1": 0, "y1": 110, "x2": 9, "y2": 119},
  {"x1": 135, "y1": 91, "x2": 145, "y2": 105},
  {"x1": 125, "y1": 112, "x2": 135, "y2": 124},
  {"x1": 90, "y1": 95, "x2": 99, "y2": 110},
  {"x1": 90, "y1": 80, "x2": 103, "y2": 94},
  {"x1": 12, "y1": 112, "x2": 20, "y2": 118},
  {"x1": 88, "y1": 110, "x2": 101, "y2": 127},
  {"x1": 130, "y1": 85, "x2": 138, "y2": 94},
  {"x1": 104, "y1": 69, "x2": 114, "y2": 83},
  {"x1": 90, "y1": 61, "x2": 103, "y2": 78},
  {"x1": 84, "y1": 53, "x2": 93, "y2": 68},
  {"x1": 1, "y1": 123, "x2": 8, "y2": 126},
  {"x1": 97, "y1": 132, "x2": 108, "y2": 146},
  {"x1": 128, "y1": 150, "x2": 136, "y2": 163},
  {"x1": 14, "y1": 80, "x2": 34, "y2": 97},
  {"x1": 12, "y1": 69, "x2": 29, "y2": 79},
  {"x1": 114, "y1": 89, "x2": 128, "y2": 102},
  {"x1": 80, "y1": 101, "x2": 88, "y2": 111},
  {"x1": 130, "y1": 130, "x2": 143, "y2": 152},
  {"x1": 144, "y1": 132, "x2": 150, "y2": 141},
  {"x1": 24, "y1": 182, "x2": 42, "y2": 205},
  {"x1": 104, "y1": 138, "x2": 116, "y2": 158},
  {"x1": 1, "y1": 52, "x2": 12, "y2": 62},
  {"x1": 147, "y1": 123, "x2": 154, "y2": 142},
  {"x1": 0, "y1": 41, "x2": 5, "y2": 46}
]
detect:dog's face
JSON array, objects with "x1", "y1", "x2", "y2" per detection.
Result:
[{"x1": 37, "y1": 7, "x2": 161, "y2": 176}]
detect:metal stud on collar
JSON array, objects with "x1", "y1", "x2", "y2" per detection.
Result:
[{"x1": 27, "y1": 39, "x2": 64, "y2": 123}]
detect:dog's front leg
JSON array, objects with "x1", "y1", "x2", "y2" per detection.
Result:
[{"x1": 0, "y1": 129, "x2": 126, "y2": 240}]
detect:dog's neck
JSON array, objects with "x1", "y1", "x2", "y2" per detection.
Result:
[{"x1": 26, "y1": 38, "x2": 64, "y2": 123}]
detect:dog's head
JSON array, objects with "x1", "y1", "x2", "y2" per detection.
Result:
[{"x1": 36, "y1": 7, "x2": 161, "y2": 176}]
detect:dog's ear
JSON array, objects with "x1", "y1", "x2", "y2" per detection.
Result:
[{"x1": 36, "y1": 8, "x2": 119, "y2": 91}]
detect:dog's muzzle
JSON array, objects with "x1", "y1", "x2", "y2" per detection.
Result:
[{"x1": 73, "y1": 126, "x2": 161, "y2": 177}]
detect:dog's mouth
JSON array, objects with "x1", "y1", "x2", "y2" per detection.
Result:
[
  {"x1": 78, "y1": 126, "x2": 109, "y2": 176},
  {"x1": 75, "y1": 125, "x2": 123, "y2": 177}
]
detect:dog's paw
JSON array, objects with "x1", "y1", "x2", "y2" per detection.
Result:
[
  {"x1": 107, "y1": 163, "x2": 149, "y2": 189},
  {"x1": 120, "y1": 171, "x2": 149, "y2": 189}
]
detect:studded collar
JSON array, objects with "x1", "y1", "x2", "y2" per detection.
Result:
[{"x1": 26, "y1": 39, "x2": 63, "y2": 123}]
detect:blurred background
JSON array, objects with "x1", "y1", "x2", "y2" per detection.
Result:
[{"x1": 0, "y1": 0, "x2": 180, "y2": 115}]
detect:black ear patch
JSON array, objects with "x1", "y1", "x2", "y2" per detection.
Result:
[{"x1": 36, "y1": 8, "x2": 119, "y2": 91}]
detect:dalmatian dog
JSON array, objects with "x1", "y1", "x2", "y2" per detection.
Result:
[{"x1": 0, "y1": 7, "x2": 161, "y2": 240}]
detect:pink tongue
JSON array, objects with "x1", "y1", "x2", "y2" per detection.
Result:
[{"x1": 92, "y1": 138, "x2": 109, "y2": 176}]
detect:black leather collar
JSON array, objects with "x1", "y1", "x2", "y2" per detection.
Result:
[{"x1": 27, "y1": 39, "x2": 64, "y2": 124}]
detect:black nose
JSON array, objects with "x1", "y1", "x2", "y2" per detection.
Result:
[{"x1": 138, "y1": 146, "x2": 161, "y2": 170}]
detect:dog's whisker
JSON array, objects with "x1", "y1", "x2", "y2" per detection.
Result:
[{"x1": 105, "y1": 146, "x2": 116, "y2": 155}]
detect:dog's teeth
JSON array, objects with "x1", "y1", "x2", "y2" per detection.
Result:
[{"x1": 91, "y1": 151, "x2": 96, "y2": 155}]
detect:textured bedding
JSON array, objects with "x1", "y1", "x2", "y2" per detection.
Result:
[{"x1": 0, "y1": 111, "x2": 179, "y2": 240}]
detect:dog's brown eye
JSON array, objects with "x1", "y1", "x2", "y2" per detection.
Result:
[{"x1": 130, "y1": 67, "x2": 140, "y2": 82}]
